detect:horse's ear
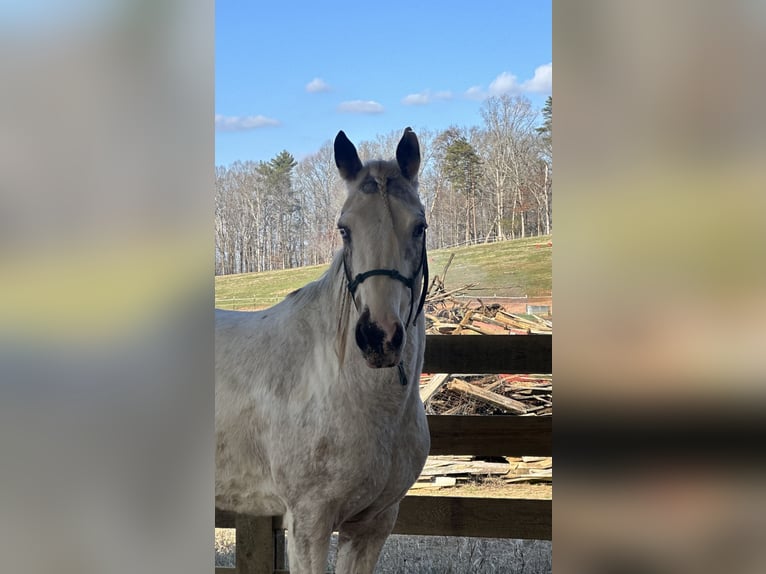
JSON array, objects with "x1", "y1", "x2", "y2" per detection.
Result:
[
  {"x1": 396, "y1": 127, "x2": 420, "y2": 181},
  {"x1": 334, "y1": 130, "x2": 363, "y2": 181}
]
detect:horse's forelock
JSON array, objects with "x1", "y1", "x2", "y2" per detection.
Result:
[{"x1": 350, "y1": 160, "x2": 418, "y2": 201}]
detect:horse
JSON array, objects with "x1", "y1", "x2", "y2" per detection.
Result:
[{"x1": 215, "y1": 128, "x2": 430, "y2": 573}]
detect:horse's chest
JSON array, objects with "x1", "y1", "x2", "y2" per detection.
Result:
[
  {"x1": 273, "y1": 401, "x2": 415, "y2": 500},
  {"x1": 279, "y1": 414, "x2": 398, "y2": 478}
]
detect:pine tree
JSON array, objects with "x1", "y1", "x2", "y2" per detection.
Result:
[
  {"x1": 443, "y1": 136, "x2": 482, "y2": 243},
  {"x1": 536, "y1": 96, "x2": 552, "y2": 151}
]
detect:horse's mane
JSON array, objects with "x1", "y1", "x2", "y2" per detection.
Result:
[
  {"x1": 327, "y1": 252, "x2": 353, "y2": 365},
  {"x1": 283, "y1": 251, "x2": 351, "y2": 365}
]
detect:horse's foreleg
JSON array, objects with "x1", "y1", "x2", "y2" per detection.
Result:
[
  {"x1": 284, "y1": 508, "x2": 333, "y2": 574},
  {"x1": 334, "y1": 504, "x2": 398, "y2": 574}
]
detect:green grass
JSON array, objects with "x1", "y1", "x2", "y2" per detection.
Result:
[
  {"x1": 215, "y1": 264, "x2": 328, "y2": 309},
  {"x1": 427, "y1": 235, "x2": 552, "y2": 298},
  {"x1": 215, "y1": 235, "x2": 552, "y2": 309}
]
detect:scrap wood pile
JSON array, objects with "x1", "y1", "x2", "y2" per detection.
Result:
[
  {"x1": 426, "y1": 304, "x2": 552, "y2": 335},
  {"x1": 414, "y1": 252, "x2": 553, "y2": 488},
  {"x1": 416, "y1": 372, "x2": 553, "y2": 489},
  {"x1": 420, "y1": 251, "x2": 552, "y2": 417},
  {"x1": 423, "y1": 253, "x2": 552, "y2": 335},
  {"x1": 420, "y1": 373, "x2": 552, "y2": 416},
  {"x1": 411, "y1": 455, "x2": 552, "y2": 489}
]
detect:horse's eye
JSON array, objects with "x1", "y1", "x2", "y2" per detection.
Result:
[
  {"x1": 413, "y1": 223, "x2": 427, "y2": 238},
  {"x1": 338, "y1": 226, "x2": 350, "y2": 241}
]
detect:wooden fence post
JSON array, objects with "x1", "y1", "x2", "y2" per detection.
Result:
[{"x1": 235, "y1": 515, "x2": 274, "y2": 574}]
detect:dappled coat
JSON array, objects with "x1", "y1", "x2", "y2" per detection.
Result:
[{"x1": 216, "y1": 128, "x2": 430, "y2": 574}]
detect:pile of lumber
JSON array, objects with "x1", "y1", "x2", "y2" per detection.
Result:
[
  {"x1": 416, "y1": 252, "x2": 553, "y2": 488},
  {"x1": 426, "y1": 304, "x2": 552, "y2": 335},
  {"x1": 411, "y1": 455, "x2": 552, "y2": 489},
  {"x1": 420, "y1": 373, "x2": 552, "y2": 416},
  {"x1": 423, "y1": 251, "x2": 551, "y2": 335}
]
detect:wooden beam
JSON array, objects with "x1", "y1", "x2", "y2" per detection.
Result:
[
  {"x1": 427, "y1": 415, "x2": 552, "y2": 457},
  {"x1": 424, "y1": 334, "x2": 551, "y2": 374},
  {"x1": 216, "y1": 510, "x2": 236, "y2": 529},
  {"x1": 393, "y1": 496, "x2": 551, "y2": 540},
  {"x1": 217, "y1": 510, "x2": 285, "y2": 530},
  {"x1": 218, "y1": 496, "x2": 552, "y2": 563}
]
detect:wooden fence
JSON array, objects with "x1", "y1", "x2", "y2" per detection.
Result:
[{"x1": 215, "y1": 334, "x2": 552, "y2": 574}]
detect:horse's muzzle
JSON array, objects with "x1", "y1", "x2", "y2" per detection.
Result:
[{"x1": 355, "y1": 307, "x2": 404, "y2": 368}]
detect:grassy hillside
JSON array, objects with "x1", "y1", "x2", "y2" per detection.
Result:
[
  {"x1": 215, "y1": 235, "x2": 551, "y2": 310},
  {"x1": 427, "y1": 235, "x2": 552, "y2": 299}
]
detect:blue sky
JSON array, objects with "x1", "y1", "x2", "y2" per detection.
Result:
[{"x1": 216, "y1": 1, "x2": 551, "y2": 166}]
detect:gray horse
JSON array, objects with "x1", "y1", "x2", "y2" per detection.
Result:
[{"x1": 216, "y1": 128, "x2": 430, "y2": 573}]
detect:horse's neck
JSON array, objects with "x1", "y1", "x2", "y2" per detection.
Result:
[{"x1": 283, "y1": 253, "x2": 348, "y2": 351}]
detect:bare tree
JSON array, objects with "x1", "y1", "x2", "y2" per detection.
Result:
[
  {"x1": 215, "y1": 161, "x2": 263, "y2": 275},
  {"x1": 480, "y1": 94, "x2": 541, "y2": 239},
  {"x1": 294, "y1": 140, "x2": 345, "y2": 266},
  {"x1": 215, "y1": 109, "x2": 552, "y2": 276}
]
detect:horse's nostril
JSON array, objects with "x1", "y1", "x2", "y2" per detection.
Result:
[{"x1": 389, "y1": 323, "x2": 404, "y2": 350}]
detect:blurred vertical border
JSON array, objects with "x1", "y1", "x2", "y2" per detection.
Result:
[
  {"x1": 555, "y1": 1, "x2": 766, "y2": 573},
  {"x1": 0, "y1": 1, "x2": 214, "y2": 573}
]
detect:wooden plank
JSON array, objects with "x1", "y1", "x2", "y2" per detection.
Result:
[
  {"x1": 427, "y1": 415, "x2": 552, "y2": 457},
  {"x1": 452, "y1": 309, "x2": 474, "y2": 335},
  {"x1": 464, "y1": 323, "x2": 506, "y2": 335},
  {"x1": 220, "y1": 497, "x2": 552, "y2": 558},
  {"x1": 393, "y1": 496, "x2": 551, "y2": 540},
  {"x1": 235, "y1": 515, "x2": 273, "y2": 574},
  {"x1": 216, "y1": 510, "x2": 285, "y2": 530},
  {"x1": 433, "y1": 476, "x2": 457, "y2": 487},
  {"x1": 445, "y1": 379, "x2": 528, "y2": 414},
  {"x1": 424, "y1": 334, "x2": 551, "y2": 374},
  {"x1": 496, "y1": 311, "x2": 548, "y2": 329},
  {"x1": 420, "y1": 459, "x2": 510, "y2": 477},
  {"x1": 420, "y1": 373, "x2": 451, "y2": 403}
]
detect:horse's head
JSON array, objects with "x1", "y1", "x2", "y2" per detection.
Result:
[{"x1": 334, "y1": 128, "x2": 428, "y2": 369}]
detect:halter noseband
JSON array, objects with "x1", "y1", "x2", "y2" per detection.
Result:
[{"x1": 343, "y1": 232, "x2": 429, "y2": 329}]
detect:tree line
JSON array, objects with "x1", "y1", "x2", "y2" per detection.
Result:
[{"x1": 215, "y1": 94, "x2": 552, "y2": 276}]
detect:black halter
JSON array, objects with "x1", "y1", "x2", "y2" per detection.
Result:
[{"x1": 343, "y1": 231, "x2": 429, "y2": 329}]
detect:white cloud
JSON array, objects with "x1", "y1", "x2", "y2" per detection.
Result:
[
  {"x1": 306, "y1": 77, "x2": 331, "y2": 93},
  {"x1": 402, "y1": 92, "x2": 430, "y2": 105},
  {"x1": 337, "y1": 100, "x2": 385, "y2": 114},
  {"x1": 463, "y1": 64, "x2": 552, "y2": 100},
  {"x1": 464, "y1": 85, "x2": 485, "y2": 100},
  {"x1": 489, "y1": 71, "x2": 521, "y2": 96},
  {"x1": 521, "y1": 63, "x2": 552, "y2": 93},
  {"x1": 402, "y1": 90, "x2": 453, "y2": 105},
  {"x1": 215, "y1": 114, "x2": 280, "y2": 131}
]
